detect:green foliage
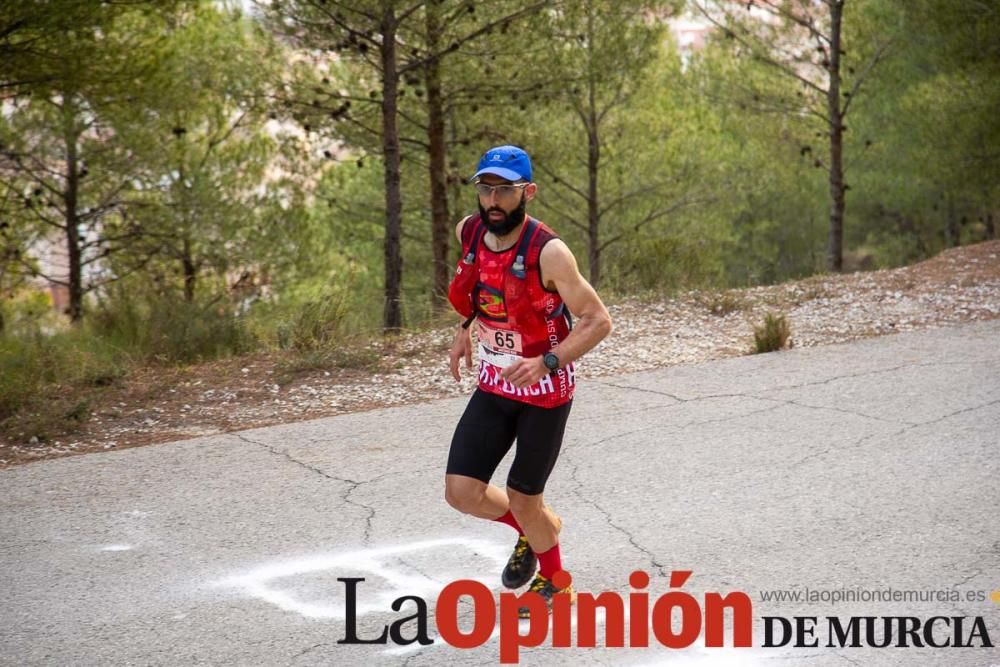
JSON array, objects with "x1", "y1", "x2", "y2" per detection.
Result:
[
  {"x1": 0, "y1": 5, "x2": 206, "y2": 323},
  {"x1": 273, "y1": 291, "x2": 351, "y2": 353},
  {"x1": 603, "y1": 227, "x2": 727, "y2": 293},
  {"x1": 1, "y1": 1, "x2": 185, "y2": 95},
  {"x1": 89, "y1": 294, "x2": 256, "y2": 365},
  {"x1": 509, "y1": 1, "x2": 683, "y2": 288},
  {"x1": 0, "y1": 326, "x2": 125, "y2": 424},
  {"x1": 752, "y1": 312, "x2": 792, "y2": 354},
  {"x1": 845, "y1": 0, "x2": 1000, "y2": 261},
  {"x1": 0, "y1": 0, "x2": 997, "y2": 438},
  {"x1": 113, "y1": 5, "x2": 296, "y2": 305},
  {"x1": 0, "y1": 290, "x2": 57, "y2": 336}
]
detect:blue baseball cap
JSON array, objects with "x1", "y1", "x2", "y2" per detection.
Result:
[{"x1": 471, "y1": 145, "x2": 532, "y2": 183}]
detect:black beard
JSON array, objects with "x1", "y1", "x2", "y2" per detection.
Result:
[{"x1": 478, "y1": 194, "x2": 526, "y2": 238}]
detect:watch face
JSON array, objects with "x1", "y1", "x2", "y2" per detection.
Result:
[{"x1": 544, "y1": 353, "x2": 559, "y2": 370}]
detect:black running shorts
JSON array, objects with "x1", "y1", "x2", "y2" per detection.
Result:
[{"x1": 446, "y1": 389, "x2": 573, "y2": 495}]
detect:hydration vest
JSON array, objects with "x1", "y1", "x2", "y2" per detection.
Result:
[{"x1": 447, "y1": 213, "x2": 575, "y2": 408}]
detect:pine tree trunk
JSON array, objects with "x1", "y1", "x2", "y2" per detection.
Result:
[
  {"x1": 945, "y1": 196, "x2": 960, "y2": 247},
  {"x1": 63, "y1": 107, "x2": 84, "y2": 322},
  {"x1": 425, "y1": 2, "x2": 450, "y2": 312},
  {"x1": 182, "y1": 236, "x2": 196, "y2": 303},
  {"x1": 585, "y1": 4, "x2": 601, "y2": 288},
  {"x1": 826, "y1": 0, "x2": 845, "y2": 273},
  {"x1": 447, "y1": 107, "x2": 464, "y2": 264},
  {"x1": 587, "y1": 122, "x2": 601, "y2": 288},
  {"x1": 381, "y1": 5, "x2": 403, "y2": 332}
]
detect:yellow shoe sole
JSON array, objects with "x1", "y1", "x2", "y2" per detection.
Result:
[{"x1": 517, "y1": 585, "x2": 576, "y2": 619}]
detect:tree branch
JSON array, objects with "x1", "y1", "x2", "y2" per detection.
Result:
[
  {"x1": 695, "y1": 1, "x2": 828, "y2": 96},
  {"x1": 597, "y1": 196, "x2": 716, "y2": 253},
  {"x1": 597, "y1": 181, "x2": 676, "y2": 219},
  {"x1": 537, "y1": 198, "x2": 587, "y2": 232},
  {"x1": 756, "y1": 0, "x2": 830, "y2": 41},
  {"x1": 533, "y1": 160, "x2": 590, "y2": 202},
  {"x1": 18, "y1": 257, "x2": 69, "y2": 287},
  {"x1": 322, "y1": 0, "x2": 380, "y2": 23},
  {"x1": 841, "y1": 38, "x2": 893, "y2": 118},
  {"x1": 290, "y1": 4, "x2": 379, "y2": 48},
  {"x1": 23, "y1": 203, "x2": 65, "y2": 230},
  {"x1": 397, "y1": 0, "x2": 427, "y2": 25},
  {"x1": 398, "y1": 0, "x2": 549, "y2": 76},
  {"x1": 6, "y1": 152, "x2": 66, "y2": 189},
  {"x1": 83, "y1": 252, "x2": 158, "y2": 290}
]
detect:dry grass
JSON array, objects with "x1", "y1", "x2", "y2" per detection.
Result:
[{"x1": 752, "y1": 313, "x2": 792, "y2": 353}]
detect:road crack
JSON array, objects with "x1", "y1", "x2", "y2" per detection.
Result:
[
  {"x1": 233, "y1": 432, "x2": 379, "y2": 543},
  {"x1": 564, "y1": 459, "x2": 670, "y2": 579}
]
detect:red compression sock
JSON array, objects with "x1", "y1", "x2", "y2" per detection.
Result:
[
  {"x1": 536, "y1": 543, "x2": 563, "y2": 580},
  {"x1": 494, "y1": 510, "x2": 524, "y2": 535}
]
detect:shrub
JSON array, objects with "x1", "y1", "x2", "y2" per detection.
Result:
[
  {"x1": 699, "y1": 290, "x2": 746, "y2": 316},
  {"x1": 275, "y1": 293, "x2": 351, "y2": 352},
  {"x1": 90, "y1": 295, "x2": 256, "y2": 364},
  {"x1": 0, "y1": 328, "x2": 123, "y2": 435},
  {"x1": 0, "y1": 289, "x2": 63, "y2": 337},
  {"x1": 0, "y1": 335, "x2": 42, "y2": 420},
  {"x1": 752, "y1": 312, "x2": 792, "y2": 353}
]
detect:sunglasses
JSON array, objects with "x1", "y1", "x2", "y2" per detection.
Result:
[{"x1": 474, "y1": 182, "x2": 528, "y2": 198}]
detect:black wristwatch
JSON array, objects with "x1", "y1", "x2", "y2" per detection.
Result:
[{"x1": 542, "y1": 352, "x2": 560, "y2": 371}]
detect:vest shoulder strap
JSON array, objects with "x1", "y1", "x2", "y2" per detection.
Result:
[
  {"x1": 460, "y1": 213, "x2": 485, "y2": 256},
  {"x1": 510, "y1": 218, "x2": 539, "y2": 279},
  {"x1": 513, "y1": 218, "x2": 560, "y2": 275}
]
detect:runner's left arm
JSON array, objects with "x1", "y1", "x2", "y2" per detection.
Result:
[{"x1": 501, "y1": 239, "x2": 612, "y2": 389}]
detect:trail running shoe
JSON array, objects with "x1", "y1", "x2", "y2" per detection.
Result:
[
  {"x1": 502, "y1": 535, "x2": 536, "y2": 589},
  {"x1": 518, "y1": 573, "x2": 576, "y2": 618}
]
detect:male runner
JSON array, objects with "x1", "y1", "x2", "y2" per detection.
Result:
[{"x1": 445, "y1": 145, "x2": 612, "y2": 615}]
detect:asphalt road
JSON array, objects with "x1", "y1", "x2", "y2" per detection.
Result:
[{"x1": 2, "y1": 320, "x2": 998, "y2": 667}]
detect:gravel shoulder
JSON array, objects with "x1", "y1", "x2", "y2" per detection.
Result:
[{"x1": 2, "y1": 240, "x2": 998, "y2": 469}]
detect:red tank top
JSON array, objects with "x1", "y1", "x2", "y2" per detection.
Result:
[{"x1": 456, "y1": 215, "x2": 575, "y2": 408}]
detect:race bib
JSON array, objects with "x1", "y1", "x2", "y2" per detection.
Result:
[{"x1": 477, "y1": 321, "x2": 523, "y2": 369}]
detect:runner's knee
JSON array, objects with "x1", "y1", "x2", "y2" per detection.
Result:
[
  {"x1": 507, "y1": 488, "x2": 543, "y2": 520},
  {"x1": 445, "y1": 475, "x2": 485, "y2": 513}
]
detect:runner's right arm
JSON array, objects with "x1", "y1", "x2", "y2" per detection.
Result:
[{"x1": 449, "y1": 216, "x2": 474, "y2": 381}]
